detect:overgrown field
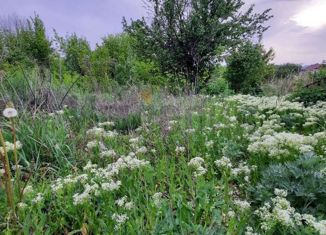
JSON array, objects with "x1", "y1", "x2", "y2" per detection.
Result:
[{"x1": 1, "y1": 94, "x2": 326, "y2": 234}]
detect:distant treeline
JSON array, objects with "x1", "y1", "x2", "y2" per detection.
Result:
[{"x1": 0, "y1": 1, "x2": 307, "y2": 94}]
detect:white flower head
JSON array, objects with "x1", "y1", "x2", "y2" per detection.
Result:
[
  {"x1": 3, "y1": 108, "x2": 18, "y2": 118},
  {"x1": 56, "y1": 110, "x2": 64, "y2": 115}
]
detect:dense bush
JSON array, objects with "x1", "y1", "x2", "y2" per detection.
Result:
[
  {"x1": 204, "y1": 77, "x2": 232, "y2": 96},
  {"x1": 288, "y1": 87, "x2": 326, "y2": 106},
  {"x1": 0, "y1": 15, "x2": 52, "y2": 68},
  {"x1": 253, "y1": 153, "x2": 326, "y2": 215},
  {"x1": 225, "y1": 42, "x2": 274, "y2": 94}
]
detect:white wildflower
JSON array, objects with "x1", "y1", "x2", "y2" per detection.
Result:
[
  {"x1": 116, "y1": 196, "x2": 127, "y2": 207},
  {"x1": 3, "y1": 108, "x2": 18, "y2": 118},
  {"x1": 100, "y1": 149, "x2": 116, "y2": 158},
  {"x1": 136, "y1": 146, "x2": 147, "y2": 154},
  {"x1": 152, "y1": 192, "x2": 163, "y2": 207},
  {"x1": 227, "y1": 210, "x2": 235, "y2": 218},
  {"x1": 175, "y1": 146, "x2": 186, "y2": 154},
  {"x1": 215, "y1": 156, "x2": 232, "y2": 169},
  {"x1": 112, "y1": 213, "x2": 129, "y2": 230},
  {"x1": 23, "y1": 185, "x2": 33, "y2": 194},
  {"x1": 56, "y1": 110, "x2": 64, "y2": 115},
  {"x1": 86, "y1": 127, "x2": 105, "y2": 137},
  {"x1": 205, "y1": 140, "x2": 214, "y2": 148},
  {"x1": 274, "y1": 188, "x2": 288, "y2": 197},
  {"x1": 245, "y1": 226, "x2": 259, "y2": 235},
  {"x1": 124, "y1": 201, "x2": 134, "y2": 210},
  {"x1": 234, "y1": 199, "x2": 251, "y2": 211},
  {"x1": 32, "y1": 193, "x2": 44, "y2": 204},
  {"x1": 102, "y1": 180, "x2": 121, "y2": 191},
  {"x1": 17, "y1": 202, "x2": 27, "y2": 209}
]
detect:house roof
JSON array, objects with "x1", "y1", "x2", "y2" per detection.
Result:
[{"x1": 303, "y1": 63, "x2": 321, "y2": 71}]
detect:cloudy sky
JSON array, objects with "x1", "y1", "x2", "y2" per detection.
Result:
[{"x1": 0, "y1": 0, "x2": 325, "y2": 65}]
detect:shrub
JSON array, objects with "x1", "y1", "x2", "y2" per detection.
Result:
[
  {"x1": 288, "y1": 87, "x2": 326, "y2": 106},
  {"x1": 225, "y1": 42, "x2": 274, "y2": 94},
  {"x1": 253, "y1": 152, "x2": 326, "y2": 215},
  {"x1": 204, "y1": 77, "x2": 233, "y2": 96}
]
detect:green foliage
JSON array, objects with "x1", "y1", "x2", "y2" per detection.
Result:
[
  {"x1": 254, "y1": 153, "x2": 326, "y2": 215},
  {"x1": 0, "y1": 15, "x2": 52, "y2": 68},
  {"x1": 225, "y1": 42, "x2": 274, "y2": 94},
  {"x1": 91, "y1": 34, "x2": 132, "y2": 84},
  {"x1": 123, "y1": 0, "x2": 272, "y2": 90},
  {"x1": 55, "y1": 33, "x2": 91, "y2": 76},
  {"x1": 132, "y1": 59, "x2": 166, "y2": 86},
  {"x1": 311, "y1": 67, "x2": 326, "y2": 83},
  {"x1": 288, "y1": 87, "x2": 326, "y2": 106},
  {"x1": 275, "y1": 63, "x2": 302, "y2": 79},
  {"x1": 204, "y1": 77, "x2": 232, "y2": 96},
  {"x1": 114, "y1": 112, "x2": 142, "y2": 133},
  {"x1": 202, "y1": 66, "x2": 233, "y2": 96}
]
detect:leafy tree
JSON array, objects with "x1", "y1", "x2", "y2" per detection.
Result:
[
  {"x1": 91, "y1": 34, "x2": 133, "y2": 84},
  {"x1": 0, "y1": 15, "x2": 52, "y2": 68},
  {"x1": 56, "y1": 33, "x2": 91, "y2": 76},
  {"x1": 225, "y1": 41, "x2": 274, "y2": 94},
  {"x1": 275, "y1": 63, "x2": 302, "y2": 79},
  {"x1": 28, "y1": 15, "x2": 52, "y2": 67},
  {"x1": 123, "y1": 0, "x2": 272, "y2": 91}
]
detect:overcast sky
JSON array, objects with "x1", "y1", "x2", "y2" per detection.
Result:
[{"x1": 1, "y1": 0, "x2": 325, "y2": 65}]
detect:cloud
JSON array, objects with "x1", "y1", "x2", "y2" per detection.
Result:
[{"x1": 291, "y1": 0, "x2": 326, "y2": 29}]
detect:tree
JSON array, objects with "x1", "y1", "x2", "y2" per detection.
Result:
[
  {"x1": 27, "y1": 15, "x2": 52, "y2": 68},
  {"x1": 225, "y1": 41, "x2": 274, "y2": 94},
  {"x1": 0, "y1": 14, "x2": 52, "y2": 68},
  {"x1": 56, "y1": 33, "x2": 91, "y2": 76},
  {"x1": 123, "y1": 0, "x2": 272, "y2": 91},
  {"x1": 91, "y1": 34, "x2": 133, "y2": 84}
]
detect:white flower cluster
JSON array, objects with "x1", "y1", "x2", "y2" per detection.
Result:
[
  {"x1": 112, "y1": 213, "x2": 129, "y2": 230},
  {"x1": 32, "y1": 193, "x2": 44, "y2": 204},
  {"x1": 205, "y1": 140, "x2": 214, "y2": 148},
  {"x1": 175, "y1": 146, "x2": 186, "y2": 154},
  {"x1": 86, "y1": 140, "x2": 107, "y2": 151},
  {"x1": 226, "y1": 95, "x2": 304, "y2": 113},
  {"x1": 228, "y1": 94, "x2": 326, "y2": 131},
  {"x1": 215, "y1": 156, "x2": 232, "y2": 169},
  {"x1": 248, "y1": 132, "x2": 317, "y2": 158},
  {"x1": 86, "y1": 125, "x2": 118, "y2": 139},
  {"x1": 101, "y1": 180, "x2": 121, "y2": 191},
  {"x1": 255, "y1": 188, "x2": 326, "y2": 234},
  {"x1": 185, "y1": 128, "x2": 195, "y2": 134},
  {"x1": 230, "y1": 161, "x2": 254, "y2": 182},
  {"x1": 188, "y1": 157, "x2": 207, "y2": 177},
  {"x1": 136, "y1": 146, "x2": 147, "y2": 155},
  {"x1": 0, "y1": 140, "x2": 22, "y2": 155},
  {"x1": 73, "y1": 183, "x2": 99, "y2": 205},
  {"x1": 152, "y1": 192, "x2": 164, "y2": 208},
  {"x1": 115, "y1": 196, "x2": 134, "y2": 210},
  {"x1": 100, "y1": 149, "x2": 117, "y2": 158},
  {"x1": 245, "y1": 226, "x2": 260, "y2": 235},
  {"x1": 86, "y1": 127, "x2": 105, "y2": 138},
  {"x1": 234, "y1": 199, "x2": 251, "y2": 212},
  {"x1": 72, "y1": 154, "x2": 149, "y2": 205}
]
